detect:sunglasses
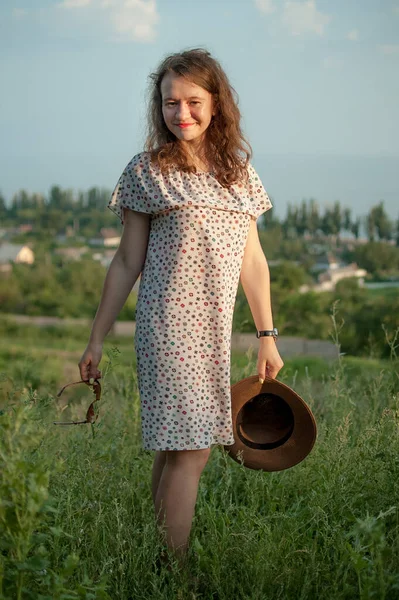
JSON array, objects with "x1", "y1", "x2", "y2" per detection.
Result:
[{"x1": 53, "y1": 379, "x2": 101, "y2": 425}]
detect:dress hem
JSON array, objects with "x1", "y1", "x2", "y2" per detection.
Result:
[{"x1": 142, "y1": 441, "x2": 235, "y2": 451}]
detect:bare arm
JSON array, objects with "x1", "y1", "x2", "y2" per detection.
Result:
[
  {"x1": 78, "y1": 209, "x2": 151, "y2": 380},
  {"x1": 240, "y1": 219, "x2": 274, "y2": 331},
  {"x1": 89, "y1": 209, "x2": 151, "y2": 343},
  {"x1": 240, "y1": 219, "x2": 284, "y2": 380}
]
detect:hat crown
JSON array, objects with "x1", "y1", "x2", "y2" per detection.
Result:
[{"x1": 237, "y1": 392, "x2": 294, "y2": 450}]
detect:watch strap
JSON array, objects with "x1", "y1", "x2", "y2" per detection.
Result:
[{"x1": 256, "y1": 328, "x2": 278, "y2": 339}]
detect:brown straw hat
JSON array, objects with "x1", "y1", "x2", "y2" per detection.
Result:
[{"x1": 224, "y1": 375, "x2": 317, "y2": 471}]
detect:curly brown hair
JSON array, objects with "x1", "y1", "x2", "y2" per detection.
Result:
[{"x1": 144, "y1": 48, "x2": 252, "y2": 188}]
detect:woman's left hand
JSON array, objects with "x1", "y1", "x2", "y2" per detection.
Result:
[{"x1": 257, "y1": 339, "x2": 284, "y2": 381}]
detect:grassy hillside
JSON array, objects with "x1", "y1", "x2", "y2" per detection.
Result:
[{"x1": 0, "y1": 320, "x2": 398, "y2": 599}]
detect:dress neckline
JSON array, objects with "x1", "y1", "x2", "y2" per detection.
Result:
[
  {"x1": 171, "y1": 164, "x2": 216, "y2": 178},
  {"x1": 192, "y1": 169, "x2": 215, "y2": 176}
]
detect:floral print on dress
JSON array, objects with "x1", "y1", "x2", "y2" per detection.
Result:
[{"x1": 107, "y1": 151, "x2": 272, "y2": 451}]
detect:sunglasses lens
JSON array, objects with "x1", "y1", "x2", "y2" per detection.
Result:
[{"x1": 56, "y1": 383, "x2": 97, "y2": 424}]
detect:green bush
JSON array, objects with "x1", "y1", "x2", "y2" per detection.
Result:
[{"x1": 0, "y1": 404, "x2": 110, "y2": 599}]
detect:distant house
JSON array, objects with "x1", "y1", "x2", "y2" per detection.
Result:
[
  {"x1": 310, "y1": 252, "x2": 339, "y2": 273},
  {"x1": 300, "y1": 262, "x2": 367, "y2": 293},
  {"x1": 55, "y1": 226, "x2": 76, "y2": 243},
  {"x1": 318, "y1": 263, "x2": 367, "y2": 288},
  {"x1": 54, "y1": 247, "x2": 89, "y2": 261},
  {"x1": 0, "y1": 243, "x2": 35, "y2": 272},
  {"x1": 0, "y1": 225, "x2": 35, "y2": 240},
  {"x1": 18, "y1": 224, "x2": 33, "y2": 234},
  {"x1": 89, "y1": 228, "x2": 121, "y2": 247}
]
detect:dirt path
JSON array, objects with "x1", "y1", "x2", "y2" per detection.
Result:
[{"x1": 3, "y1": 314, "x2": 339, "y2": 360}]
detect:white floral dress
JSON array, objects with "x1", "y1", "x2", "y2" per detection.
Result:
[{"x1": 108, "y1": 151, "x2": 272, "y2": 451}]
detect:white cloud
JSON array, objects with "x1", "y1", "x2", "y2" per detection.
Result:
[
  {"x1": 57, "y1": 0, "x2": 92, "y2": 7},
  {"x1": 12, "y1": 8, "x2": 28, "y2": 18},
  {"x1": 255, "y1": 0, "x2": 276, "y2": 14},
  {"x1": 110, "y1": 0, "x2": 159, "y2": 42},
  {"x1": 379, "y1": 44, "x2": 399, "y2": 55},
  {"x1": 282, "y1": 0, "x2": 331, "y2": 36},
  {"x1": 347, "y1": 29, "x2": 359, "y2": 41},
  {"x1": 55, "y1": 0, "x2": 159, "y2": 43},
  {"x1": 393, "y1": 4, "x2": 399, "y2": 15}
]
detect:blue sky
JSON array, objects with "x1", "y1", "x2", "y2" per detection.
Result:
[{"x1": 1, "y1": 0, "x2": 398, "y2": 219}]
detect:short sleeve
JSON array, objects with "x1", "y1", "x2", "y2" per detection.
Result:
[
  {"x1": 247, "y1": 163, "x2": 273, "y2": 221},
  {"x1": 107, "y1": 152, "x2": 153, "y2": 225}
]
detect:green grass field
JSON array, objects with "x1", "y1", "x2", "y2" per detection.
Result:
[
  {"x1": 1, "y1": 318, "x2": 399, "y2": 599},
  {"x1": 365, "y1": 285, "x2": 399, "y2": 300}
]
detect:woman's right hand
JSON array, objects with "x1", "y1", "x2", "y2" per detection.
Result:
[{"x1": 78, "y1": 342, "x2": 103, "y2": 382}]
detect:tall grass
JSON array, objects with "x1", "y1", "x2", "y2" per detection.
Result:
[{"x1": 1, "y1": 339, "x2": 399, "y2": 598}]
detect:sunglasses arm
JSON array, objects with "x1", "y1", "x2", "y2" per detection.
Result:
[{"x1": 54, "y1": 379, "x2": 101, "y2": 425}]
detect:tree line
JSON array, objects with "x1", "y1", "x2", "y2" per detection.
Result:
[
  {"x1": 0, "y1": 187, "x2": 114, "y2": 239},
  {"x1": 0, "y1": 186, "x2": 398, "y2": 244},
  {"x1": 266, "y1": 198, "x2": 398, "y2": 243}
]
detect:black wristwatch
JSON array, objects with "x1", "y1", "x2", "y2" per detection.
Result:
[{"x1": 256, "y1": 328, "x2": 278, "y2": 340}]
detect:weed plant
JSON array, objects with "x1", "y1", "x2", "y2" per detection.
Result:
[{"x1": 0, "y1": 331, "x2": 399, "y2": 599}]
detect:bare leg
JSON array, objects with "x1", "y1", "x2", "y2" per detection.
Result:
[
  {"x1": 151, "y1": 450, "x2": 167, "y2": 506},
  {"x1": 155, "y1": 448, "x2": 211, "y2": 565}
]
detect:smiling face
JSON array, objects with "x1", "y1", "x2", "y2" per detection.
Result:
[{"x1": 160, "y1": 71, "x2": 215, "y2": 150}]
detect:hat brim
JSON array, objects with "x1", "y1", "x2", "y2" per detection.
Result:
[{"x1": 224, "y1": 375, "x2": 317, "y2": 471}]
